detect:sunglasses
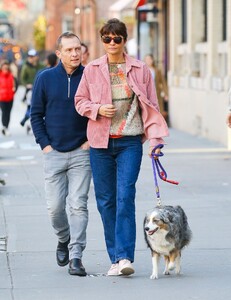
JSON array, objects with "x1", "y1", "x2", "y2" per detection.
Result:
[{"x1": 101, "y1": 36, "x2": 123, "y2": 44}]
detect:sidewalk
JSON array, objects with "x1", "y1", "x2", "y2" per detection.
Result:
[{"x1": 0, "y1": 88, "x2": 231, "y2": 300}]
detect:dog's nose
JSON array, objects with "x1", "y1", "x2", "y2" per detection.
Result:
[{"x1": 145, "y1": 227, "x2": 149, "y2": 231}]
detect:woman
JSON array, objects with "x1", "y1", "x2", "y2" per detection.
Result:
[
  {"x1": 75, "y1": 18, "x2": 169, "y2": 276},
  {"x1": 144, "y1": 53, "x2": 169, "y2": 122},
  {"x1": 0, "y1": 60, "x2": 15, "y2": 136}
]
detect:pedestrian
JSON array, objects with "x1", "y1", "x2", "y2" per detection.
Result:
[
  {"x1": 30, "y1": 32, "x2": 91, "y2": 276},
  {"x1": 75, "y1": 18, "x2": 169, "y2": 276},
  {"x1": 226, "y1": 87, "x2": 231, "y2": 128},
  {"x1": 44, "y1": 52, "x2": 58, "y2": 69},
  {"x1": 20, "y1": 49, "x2": 44, "y2": 130},
  {"x1": 144, "y1": 53, "x2": 169, "y2": 122},
  {"x1": 0, "y1": 60, "x2": 16, "y2": 136},
  {"x1": 20, "y1": 49, "x2": 44, "y2": 102},
  {"x1": 20, "y1": 52, "x2": 58, "y2": 134},
  {"x1": 81, "y1": 42, "x2": 89, "y2": 66}
]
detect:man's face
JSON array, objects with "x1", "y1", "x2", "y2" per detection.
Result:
[{"x1": 56, "y1": 36, "x2": 82, "y2": 73}]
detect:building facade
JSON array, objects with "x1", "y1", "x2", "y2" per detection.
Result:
[
  {"x1": 18, "y1": 0, "x2": 230, "y2": 148},
  {"x1": 168, "y1": 0, "x2": 231, "y2": 148}
]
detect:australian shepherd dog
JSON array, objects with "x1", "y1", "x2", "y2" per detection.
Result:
[{"x1": 144, "y1": 205, "x2": 192, "y2": 279}]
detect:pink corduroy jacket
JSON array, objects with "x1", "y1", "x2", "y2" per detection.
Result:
[{"x1": 75, "y1": 53, "x2": 169, "y2": 148}]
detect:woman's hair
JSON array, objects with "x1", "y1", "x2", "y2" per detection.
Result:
[
  {"x1": 144, "y1": 54, "x2": 156, "y2": 68},
  {"x1": 100, "y1": 18, "x2": 128, "y2": 42},
  {"x1": 47, "y1": 53, "x2": 58, "y2": 67}
]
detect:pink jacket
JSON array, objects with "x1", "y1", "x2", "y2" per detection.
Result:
[{"x1": 75, "y1": 53, "x2": 169, "y2": 148}]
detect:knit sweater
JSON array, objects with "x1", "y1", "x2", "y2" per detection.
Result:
[
  {"x1": 30, "y1": 62, "x2": 88, "y2": 152},
  {"x1": 108, "y1": 63, "x2": 144, "y2": 136}
]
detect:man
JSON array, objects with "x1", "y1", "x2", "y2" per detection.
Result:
[
  {"x1": 30, "y1": 32, "x2": 91, "y2": 276},
  {"x1": 20, "y1": 49, "x2": 44, "y2": 129},
  {"x1": 20, "y1": 53, "x2": 58, "y2": 133},
  {"x1": 20, "y1": 49, "x2": 44, "y2": 102}
]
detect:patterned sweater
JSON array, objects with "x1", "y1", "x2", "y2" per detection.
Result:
[{"x1": 109, "y1": 63, "x2": 144, "y2": 136}]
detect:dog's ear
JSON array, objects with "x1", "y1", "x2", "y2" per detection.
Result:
[
  {"x1": 162, "y1": 216, "x2": 169, "y2": 223},
  {"x1": 162, "y1": 212, "x2": 173, "y2": 223}
]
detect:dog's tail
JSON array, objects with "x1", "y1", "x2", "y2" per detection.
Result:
[{"x1": 177, "y1": 206, "x2": 192, "y2": 248}]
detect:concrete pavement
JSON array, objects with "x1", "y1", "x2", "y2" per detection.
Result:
[{"x1": 0, "y1": 87, "x2": 231, "y2": 300}]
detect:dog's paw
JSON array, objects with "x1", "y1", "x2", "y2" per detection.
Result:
[
  {"x1": 163, "y1": 270, "x2": 170, "y2": 275},
  {"x1": 175, "y1": 268, "x2": 181, "y2": 275},
  {"x1": 150, "y1": 274, "x2": 158, "y2": 279},
  {"x1": 168, "y1": 262, "x2": 175, "y2": 271}
]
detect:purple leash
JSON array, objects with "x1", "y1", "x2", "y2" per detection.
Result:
[{"x1": 151, "y1": 144, "x2": 179, "y2": 206}]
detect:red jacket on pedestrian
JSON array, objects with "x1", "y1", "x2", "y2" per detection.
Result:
[{"x1": 0, "y1": 70, "x2": 15, "y2": 102}]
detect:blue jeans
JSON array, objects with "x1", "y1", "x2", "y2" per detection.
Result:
[
  {"x1": 43, "y1": 147, "x2": 91, "y2": 260},
  {"x1": 90, "y1": 135, "x2": 143, "y2": 263}
]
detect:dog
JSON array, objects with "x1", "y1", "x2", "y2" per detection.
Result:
[{"x1": 144, "y1": 205, "x2": 192, "y2": 279}]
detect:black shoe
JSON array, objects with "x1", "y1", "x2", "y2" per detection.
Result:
[
  {"x1": 56, "y1": 237, "x2": 70, "y2": 267},
  {"x1": 26, "y1": 125, "x2": 31, "y2": 135},
  {"x1": 68, "y1": 258, "x2": 87, "y2": 276},
  {"x1": 20, "y1": 120, "x2": 25, "y2": 127}
]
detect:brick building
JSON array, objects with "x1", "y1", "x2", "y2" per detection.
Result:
[
  {"x1": 44, "y1": 0, "x2": 154, "y2": 61},
  {"x1": 45, "y1": 0, "x2": 118, "y2": 60}
]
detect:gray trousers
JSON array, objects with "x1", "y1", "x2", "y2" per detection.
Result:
[{"x1": 43, "y1": 147, "x2": 91, "y2": 260}]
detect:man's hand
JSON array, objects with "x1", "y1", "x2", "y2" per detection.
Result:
[
  {"x1": 26, "y1": 84, "x2": 33, "y2": 89},
  {"x1": 43, "y1": 145, "x2": 53, "y2": 153},
  {"x1": 98, "y1": 104, "x2": 117, "y2": 118},
  {"x1": 226, "y1": 113, "x2": 231, "y2": 128}
]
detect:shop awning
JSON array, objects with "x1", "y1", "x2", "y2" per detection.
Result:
[
  {"x1": 133, "y1": 0, "x2": 146, "y2": 8},
  {"x1": 109, "y1": 0, "x2": 134, "y2": 12},
  {"x1": 109, "y1": 0, "x2": 146, "y2": 12}
]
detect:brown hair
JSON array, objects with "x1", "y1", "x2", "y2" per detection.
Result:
[
  {"x1": 100, "y1": 18, "x2": 128, "y2": 42},
  {"x1": 0, "y1": 60, "x2": 10, "y2": 69},
  {"x1": 56, "y1": 32, "x2": 81, "y2": 50}
]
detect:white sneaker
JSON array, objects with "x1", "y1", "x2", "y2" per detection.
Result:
[
  {"x1": 107, "y1": 263, "x2": 122, "y2": 276},
  {"x1": 118, "y1": 259, "x2": 134, "y2": 276}
]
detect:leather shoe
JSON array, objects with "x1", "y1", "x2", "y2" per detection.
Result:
[
  {"x1": 68, "y1": 258, "x2": 87, "y2": 276},
  {"x1": 56, "y1": 237, "x2": 70, "y2": 267}
]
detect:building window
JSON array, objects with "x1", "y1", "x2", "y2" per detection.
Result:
[
  {"x1": 181, "y1": 0, "x2": 187, "y2": 43},
  {"x1": 222, "y1": 0, "x2": 227, "y2": 41},
  {"x1": 62, "y1": 17, "x2": 73, "y2": 33},
  {"x1": 202, "y1": 0, "x2": 207, "y2": 42}
]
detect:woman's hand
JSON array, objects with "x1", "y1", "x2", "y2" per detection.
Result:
[
  {"x1": 80, "y1": 141, "x2": 90, "y2": 150},
  {"x1": 148, "y1": 146, "x2": 161, "y2": 158},
  {"x1": 98, "y1": 104, "x2": 117, "y2": 118}
]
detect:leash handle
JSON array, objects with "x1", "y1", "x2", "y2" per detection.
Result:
[{"x1": 151, "y1": 144, "x2": 179, "y2": 206}]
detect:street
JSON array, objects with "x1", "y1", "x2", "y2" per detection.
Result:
[{"x1": 0, "y1": 86, "x2": 231, "y2": 300}]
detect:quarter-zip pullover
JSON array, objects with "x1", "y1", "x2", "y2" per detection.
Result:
[{"x1": 31, "y1": 61, "x2": 88, "y2": 152}]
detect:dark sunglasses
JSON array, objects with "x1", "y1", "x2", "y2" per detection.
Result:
[{"x1": 101, "y1": 36, "x2": 123, "y2": 44}]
